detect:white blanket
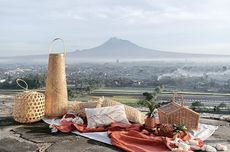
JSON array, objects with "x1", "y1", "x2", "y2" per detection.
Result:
[
  {"x1": 43, "y1": 118, "x2": 112, "y2": 144},
  {"x1": 190, "y1": 124, "x2": 218, "y2": 141},
  {"x1": 43, "y1": 118, "x2": 218, "y2": 145}
]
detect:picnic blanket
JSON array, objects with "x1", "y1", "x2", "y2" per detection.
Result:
[{"x1": 43, "y1": 114, "x2": 217, "y2": 152}]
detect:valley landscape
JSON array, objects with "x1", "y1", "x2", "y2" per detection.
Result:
[
  {"x1": 1, "y1": 0, "x2": 230, "y2": 151},
  {"x1": 1, "y1": 37, "x2": 230, "y2": 63},
  {"x1": 0, "y1": 38, "x2": 230, "y2": 111}
]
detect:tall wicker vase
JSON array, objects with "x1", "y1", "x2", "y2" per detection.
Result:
[{"x1": 45, "y1": 38, "x2": 68, "y2": 118}]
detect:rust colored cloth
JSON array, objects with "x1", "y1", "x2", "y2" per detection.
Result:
[
  {"x1": 52, "y1": 113, "x2": 107, "y2": 133},
  {"x1": 51, "y1": 114, "x2": 203, "y2": 152},
  {"x1": 108, "y1": 123, "x2": 170, "y2": 152},
  {"x1": 54, "y1": 120, "x2": 107, "y2": 133},
  {"x1": 53, "y1": 121, "x2": 170, "y2": 151}
]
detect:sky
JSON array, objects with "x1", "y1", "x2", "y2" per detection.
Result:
[{"x1": 0, "y1": 0, "x2": 230, "y2": 56}]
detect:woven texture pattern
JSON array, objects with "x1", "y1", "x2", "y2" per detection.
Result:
[
  {"x1": 45, "y1": 53, "x2": 68, "y2": 118},
  {"x1": 85, "y1": 105, "x2": 130, "y2": 128},
  {"x1": 158, "y1": 93, "x2": 199, "y2": 130},
  {"x1": 67, "y1": 98, "x2": 103, "y2": 117},
  {"x1": 102, "y1": 98, "x2": 145, "y2": 124},
  {"x1": 13, "y1": 91, "x2": 45, "y2": 123}
]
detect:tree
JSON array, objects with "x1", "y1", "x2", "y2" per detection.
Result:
[
  {"x1": 217, "y1": 102, "x2": 227, "y2": 111},
  {"x1": 68, "y1": 88, "x2": 78, "y2": 100},
  {"x1": 218, "y1": 102, "x2": 227, "y2": 108},
  {"x1": 222, "y1": 66, "x2": 227, "y2": 71},
  {"x1": 190, "y1": 101, "x2": 204, "y2": 110},
  {"x1": 0, "y1": 74, "x2": 45, "y2": 89}
]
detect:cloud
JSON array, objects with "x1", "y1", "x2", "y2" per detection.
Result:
[{"x1": 0, "y1": 0, "x2": 230, "y2": 56}]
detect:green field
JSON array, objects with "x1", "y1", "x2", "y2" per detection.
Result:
[
  {"x1": 69, "y1": 95, "x2": 140, "y2": 107},
  {"x1": 93, "y1": 88, "x2": 230, "y2": 96},
  {"x1": 1, "y1": 88, "x2": 230, "y2": 108}
]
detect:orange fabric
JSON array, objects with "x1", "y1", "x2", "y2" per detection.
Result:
[
  {"x1": 108, "y1": 123, "x2": 170, "y2": 152},
  {"x1": 176, "y1": 131, "x2": 191, "y2": 141},
  {"x1": 54, "y1": 122, "x2": 170, "y2": 151},
  {"x1": 52, "y1": 115, "x2": 203, "y2": 152},
  {"x1": 55, "y1": 120, "x2": 107, "y2": 133}
]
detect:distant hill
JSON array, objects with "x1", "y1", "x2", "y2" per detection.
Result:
[
  {"x1": 69, "y1": 37, "x2": 199, "y2": 59},
  {"x1": 1, "y1": 37, "x2": 230, "y2": 63},
  {"x1": 68, "y1": 37, "x2": 230, "y2": 62}
]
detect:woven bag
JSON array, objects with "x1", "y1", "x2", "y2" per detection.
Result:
[
  {"x1": 13, "y1": 79, "x2": 45, "y2": 123},
  {"x1": 158, "y1": 92, "x2": 199, "y2": 130}
]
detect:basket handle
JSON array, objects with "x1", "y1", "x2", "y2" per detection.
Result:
[
  {"x1": 49, "y1": 38, "x2": 66, "y2": 55},
  {"x1": 172, "y1": 92, "x2": 184, "y2": 106},
  {"x1": 16, "y1": 79, "x2": 28, "y2": 90}
]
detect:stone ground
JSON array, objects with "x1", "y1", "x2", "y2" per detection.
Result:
[
  {"x1": 0, "y1": 96, "x2": 229, "y2": 152},
  {"x1": 0, "y1": 117, "x2": 121, "y2": 152}
]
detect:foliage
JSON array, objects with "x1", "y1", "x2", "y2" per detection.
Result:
[
  {"x1": 190, "y1": 101, "x2": 204, "y2": 108},
  {"x1": 173, "y1": 124, "x2": 187, "y2": 133},
  {"x1": 68, "y1": 88, "x2": 78, "y2": 100},
  {"x1": 145, "y1": 100, "x2": 159, "y2": 118},
  {"x1": 0, "y1": 74, "x2": 45, "y2": 89},
  {"x1": 218, "y1": 102, "x2": 227, "y2": 108},
  {"x1": 138, "y1": 87, "x2": 162, "y2": 118},
  {"x1": 215, "y1": 102, "x2": 228, "y2": 111}
]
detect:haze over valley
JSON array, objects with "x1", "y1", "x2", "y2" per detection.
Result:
[{"x1": 1, "y1": 37, "x2": 230, "y2": 63}]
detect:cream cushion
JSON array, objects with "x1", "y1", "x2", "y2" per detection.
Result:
[
  {"x1": 85, "y1": 105, "x2": 130, "y2": 128},
  {"x1": 102, "y1": 98, "x2": 145, "y2": 124}
]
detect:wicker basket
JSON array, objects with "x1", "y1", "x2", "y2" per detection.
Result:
[
  {"x1": 13, "y1": 79, "x2": 45, "y2": 123},
  {"x1": 158, "y1": 93, "x2": 199, "y2": 130}
]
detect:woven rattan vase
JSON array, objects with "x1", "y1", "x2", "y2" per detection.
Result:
[
  {"x1": 13, "y1": 79, "x2": 45, "y2": 123},
  {"x1": 45, "y1": 38, "x2": 68, "y2": 118}
]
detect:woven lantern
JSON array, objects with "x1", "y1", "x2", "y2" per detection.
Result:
[
  {"x1": 45, "y1": 38, "x2": 68, "y2": 118},
  {"x1": 13, "y1": 79, "x2": 45, "y2": 123},
  {"x1": 158, "y1": 93, "x2": 199, "y2": 130}
]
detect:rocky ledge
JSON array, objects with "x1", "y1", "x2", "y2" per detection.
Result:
[
  {"x1": 0, "y1": 97, "x2": 229, "y2": 152},
  {"x1": 0, "y1": 116, "x2": 229, "y2": 152}
]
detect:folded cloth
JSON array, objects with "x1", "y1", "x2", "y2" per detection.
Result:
[
  {"x1": 43, "y1": 113, "x2": 207, "y2": 152},
  {"x1": 108, "y1": 123, "x2": 171, "y2": 152},
  {"x1": 47, "y1": 113, "x2": 108, "y2": 133}
]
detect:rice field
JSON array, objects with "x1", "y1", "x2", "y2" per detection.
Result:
[{"x1": 1, "y1": 88, "x2": 230, "y2": 107}]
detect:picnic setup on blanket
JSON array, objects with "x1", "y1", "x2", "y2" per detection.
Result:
[{"x1": 12, "y1": 38, "x2": 228, "y2": 152}]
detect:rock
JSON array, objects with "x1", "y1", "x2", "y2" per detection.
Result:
[
  {"x1": 216, "y1": 144, "x2": 228, "y2": 151},
  {"x1": 0, "y1": 137, "x2": 38, "y2": 152},
  {"x1": 220, "y1": 115, "x2": 230, "y2": 122},
  {"x1": 46, "y1": 136, "x2": 121, "y2": 152},
  {"x1": 201, "y1": 145, "x2": 216, "y2": 152},
  {"x1": 0, "y1": 116, "x2": 19, "y2": 126},
  {"x1": 13, "y1": 121, "x2": 78, "y2": 143},
  {"x1": 12, "y1": 121, "x2": 121, "y2": 152}
]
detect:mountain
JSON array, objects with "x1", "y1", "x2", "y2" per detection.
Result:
[
  {"x1": 69, "y1": 37, "x2": 196, "y2": 60},
  {"x1": 68, "y1": 37, "x2": 228, "y2": 62},
  {"x1": 1, "y1": 37, "x2": 230, "y2": 63}
]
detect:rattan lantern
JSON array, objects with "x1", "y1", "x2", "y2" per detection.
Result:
[
  {"x1": 158, "y1": 93, "x2": 199, "y2": 130},
  {"x1": 13, "y1": 79, "x2": 45, "y2": 123},
  {"x1": 45, "y1": 38, "x2": 68, "y2": 118}
]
